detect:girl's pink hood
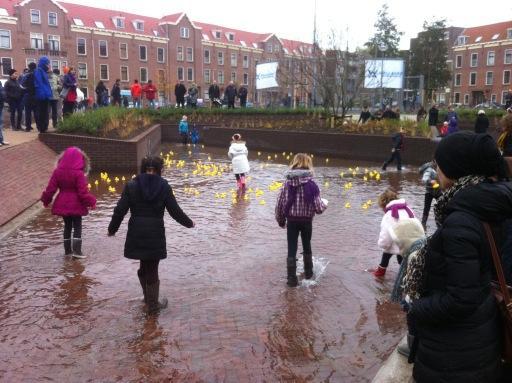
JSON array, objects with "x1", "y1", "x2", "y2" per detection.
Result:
[{"x1": 57, "y1": 147, "x2": 84, "y2": 171}]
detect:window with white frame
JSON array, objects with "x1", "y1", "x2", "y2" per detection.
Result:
[
  {"x1": 120, "y1": 65, "x2": 129, "y2": 82},
  {"x1": 177, "y1": 67, "x2": 184, "y2": 81},
  {"x1": 243, "y1": 55, "x2": 249, "y2": 68},
  {"x1": 30, "y1": 33, "x2": 43, "y2": 49},
  {"x1": 73, "y1": 18, "x2": 83, "y2": 26},
  {"x1": 1, "y1": 57, "x2": 12, "y2": 76},
  {"x1": 177, "y1": 46, "x2": 183, "y2": 61},
  {"x1": 231, "y1": 72, "x2": 236, "y2": 82},
  {"x1": 455, "y1": 55, "x2": 462, "y2": 68},
  {"x1": 139, "y1": 45, "x2": 147, "y2": 61},
  {"x1": 230, "y1": 52, "x2": 237, "y2": 66},
  {"x1": 48, "y1": 35, "x2": 60, "y2": 51},
  {"x1": 26, "y1": 58, "x2": 36, "y2": 67},
  {"x1": 30, "y1": 9, "x2": 41, "y2": 24},
  {"x1": 180, "y1": 27, "x2": 189, "y2": 38},
  {"x1": 266, "y1": 43, "x2": 273, "y2": 53},
  {"x1": 204, "y1": 49, "x2": 210, "y2": 64},
  {"x1": 486, "y1": 71, "x2": 493, "y2": 85},
  {"x1": 227, "y1": 32, "x2": 234, "y2": 42},
  {"x1": 218, "y1": 70, "x2": 224, "y2": 84},
  {"x1": 0, "y1": 30, "x2": 11, "y2": 49},
  {"x1": 95, "y1": 21, "x2": 105, "y2": 29},
  {"x1": 77, "y1": 62, "x2": 87, "y2": 79},
  {"x1": 100, "y1": 64, "x2": 109, "y2": 80},
  {"x1": 133, "y1": 20, "x2": 144, "y2": 31},
  {"x1": 505, "y1": 50, "x2": 512, "y2": 65},
  {"x1": 243, "y1": 73, "x2": 248, "y2": 85},
  {"x1": 470, "y1": 53, "x2": 478, "y2": 67},
  {"x1": 464, "y1": 94, "x2": 469, "y2": 105},
  {"x1": 274, "y1": 45, "x2": 280, "y2": 53},
  {"x1": 218, "y1": 51, "x2": 224, "y2": 65},
  {"x1": 204, "y1": 69, "x2": 211, "y2": 83},
  {"x1": 99, "y1": 40, "x2": 108, "y2": 57},
  {"x1": 51, "y1": 60, "x2": 59, "y2": 70},
  {"x1": 140, "y1": 67, "x2": 148, "y2": 83},
  {"x1": 187, "y1": 67, "x2": 194, "y2": 81},
  {"x1": 77, "y1": 38, "x2": 86, "y2": 55},
  {"x1": 504, "y1": 70, "x2": 511, "y2": 85},
  {"x1": 454, "y1": 92, "x2": 460, "y2": 103},
  {"x1": 114, "y1": 17, "x2": 125, "y2": 29},
  {"x1": 504, "y1": 91, "x2": 510, "y2": 104},
  {"x1": 487, "y1": 51, "x2": 495, "y2": 66},
  {"x1": 119, "y1": 43, "x2": 128, "y2": 59},
  {"x1": 457, "y1": 36, "x2": 468, "y2": 45},
  {"x1": 214, "y1": 30, "x2": 221, "y2": 39},
  {"x1": 61, "y1": 61, "x2": 67, "y2": 69},
  {"x1": 186, "y1": 47, "x2": 193, "y2": 62},
  {"x1": 491, "y1": 94, "x2": 497, "y2": 103},
  {"x1": 157, "y1": 47, "x2": 165, "y2": 63},
  {"x1": 454, "y1": 73, "x2": 461, "y2": 86},
  {"x1": 48, "y1": 12, "x2": 57, "y2": 26},
  {"x1": 469, "y1": 72, "x2": 477, "y2": 86}
]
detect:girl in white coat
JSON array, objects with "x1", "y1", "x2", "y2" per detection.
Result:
[
  {"x1": 228, "y1": 133, "x2": 250, "y2": 190},
  {"x1": 373, "y1": 188, "x2": 417, "y2": 277}
]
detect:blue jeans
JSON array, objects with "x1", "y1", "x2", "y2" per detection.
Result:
[
  {"x1": 147, "y1": 99, "x2": 155, "y2": 109},
  {"x1": 133, "y1": 97, "x2": 141, "y2": 108}
]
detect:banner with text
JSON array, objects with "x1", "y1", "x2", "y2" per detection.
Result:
[
  {"x1": 256, "y1": 62, "x2": 279, "y2": 89},
  {"x1": 364, "y1": 59, "x2": 404, "y2": 89}
]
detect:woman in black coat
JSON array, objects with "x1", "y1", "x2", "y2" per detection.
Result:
[
  {"x1": 108, "y1": 156, "x2": 194, "y2": 313},
  {"x1": 404, "y1": 132, "x2": 510, "y2": 382},
  {"x1": 475, "y1": 110, "x2": 490, "y2": 134}
]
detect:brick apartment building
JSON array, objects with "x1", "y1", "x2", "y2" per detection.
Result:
[
  {"x1": 0, "y1": 0, "x2": 315, "y2": 105},
  {"x1": 450, "y1": 21, "x2": 512, "y2": 106}
]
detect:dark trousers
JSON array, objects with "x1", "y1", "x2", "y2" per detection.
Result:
[
  {"x1": 227, "y1": 98, "x2": 235, "y2": 108},
  {"x1": 422, "y1": 192, "x2": 435, "y2": 225},
  {"x1": 240, "y1": 96, "x2": 247, "y2": 107},
  {"x1": 8, "y1": 98, "x2": 23, "y2": 130},
  {"x1": 49, "y1": 99, "x2": 59, "y2": 128},
  {"x1": 180, "y1": 132, "x2": 188, "y2": 144},
  {"x1": 63, "y1": 216, "x2": 82, "y2": 239},
  {"x1": 24, "y1": 98, "x2": 36, "y2": 130},
  {"x1": 36, "y1": 100, "x2": 49, "y2": 133},
  {"x1": 176, "y1": 96, "x2": 185, "y2": 107},
  {"x1": 287, "y1": 220, "x2": 313, "y2": 259},
  {"x1": 379, "y1": 252, "x2": 403, "y2": 267},
  {"x1": 63, "y1": 101, "x2": 75, "y2": 117},
  {"x1": 382, "y1": 150, "x2": 402, "y2": 170},
  {"x1": 139, "y1": 259, "x2": 160, "y2": 285}
]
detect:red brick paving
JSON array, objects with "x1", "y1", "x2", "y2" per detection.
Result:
[{"x1": 0, "y1": 140, "x2": 56, "y2": 226}]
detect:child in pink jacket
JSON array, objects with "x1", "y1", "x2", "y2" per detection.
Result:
[{"x1": 41, "y1": 147, "x2": 96, "y2": 258}]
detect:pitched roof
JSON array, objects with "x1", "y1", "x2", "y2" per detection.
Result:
[
  {"x1": 194, "y1": 21, "x2": 270, "y2": 48},
  {"x1": 0, "y1": 0, "x2": 18, "y2": 16},
  {"x1": 459, "y1": 21, "x2": 512, "y2": 44}
]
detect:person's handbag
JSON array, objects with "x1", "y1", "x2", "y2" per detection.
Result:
[
  {"x1": 59, "y1": 87, "x2": 69, "y2": 99},
  {"x1": 483, "y1": 222, "x2": 512, "y2": 364}
]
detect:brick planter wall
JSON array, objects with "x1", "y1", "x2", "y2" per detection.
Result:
[{"x1": 39, "y1": 124, "x2": 161, "y2": 171}]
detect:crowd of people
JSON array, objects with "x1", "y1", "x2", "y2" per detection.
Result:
[{"x1": 173, "y1": 79, "x2": 249, "y2": 109}]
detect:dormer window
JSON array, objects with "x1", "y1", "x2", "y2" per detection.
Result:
[
  {"x1": 113, "y1": 17, "x2": 125, "y2": 29},
  {"x1": 0, "y1": 8, "x2": 8, "y2": 17},
  {"x1": 227, "y1": 32, "x2": 235, "y2": 42},
  {"x1": 153, "y1": 30, "x2": 159, "y2": 37},
  {"x1": 95, "y1": 21, "x2": 105, "y2": 29},
  {"x1": 202, "y1": 33, "x2": 209, "y2": 41},
  {"x1": 457, "y1": 35, "x2": 468, "y2": 45},
  {"x1": 133, "y1": 20, "x2": 144, "y2": 31},
  {"x1": 240, "y1": 40, "x2": 246, "y2": 47},
  {"x1": 283, "y1": 48, "x2": 289, "y2": 54},
  {"x1": 213, "y1": 30, "x2": 222, "y2": 39},
  {"x1": 73, "y1": 18, "x2": 84, "y2": 26},
  {"x1": 492, "y1": 33, "x2": 500, "y2": 40},
  {"x1": 475, "y1": 36, "x2": 482, "y2": 43}
]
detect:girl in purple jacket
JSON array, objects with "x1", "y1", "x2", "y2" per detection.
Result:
[
  {"x1": 41, "y1": 147, "x2": 96, "y2": 258},
  {"x1": 275, "y1": 153, "x2": 327, "y2": 287}
]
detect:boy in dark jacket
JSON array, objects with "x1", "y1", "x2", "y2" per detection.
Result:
[
  {"x1": 5, "y1": 69, "x2": 23, "y2": 131},
  {"x1": 382, "y1": 128, "x2": 404, "y2": 171},
  {"x1": 108, "y1": 156, "x2": 194, "y2": 314}
]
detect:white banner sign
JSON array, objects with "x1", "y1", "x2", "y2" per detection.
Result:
[
  {"x1": 256, "y1": 62, "x2": 279, "y2": 89},
  {"x1": 364, "y1": 59, "x2": 404, "y2": 89}
]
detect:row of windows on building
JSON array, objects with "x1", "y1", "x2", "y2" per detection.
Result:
[
  {"x1": 456, "y1": 30, "x2": 512, "y2": 46},
  {"x1": 455, "y1": 49, "x2": 512, "y2": 68},
  {"x1": 454, "y1": 70, "x2": 512, "y2": 86},
  {"x1": 453, "y1": 91, "x2": 511, "y2": 105}
]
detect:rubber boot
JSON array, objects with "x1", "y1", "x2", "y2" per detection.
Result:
[
  {"x1": 137, "y1": 269, "x2": 147, "y2": 304},
  {"x1": 397, "y1": 333, "x2": 414, "y2": 358},
  {"x1": 240, "y1": 175, "x2": 246, "y2": 191},
  {"x1": 303, "y1": 252, "x2": 313, "y2": 279},
  {"x1": 373, "y1": 265, "x2": 386, "y2": 277},
  {"x1": 236, "y1": 178, "x2": 242, "y2": 190},
  {"x1": 146, "y1": 280, "x2": 168, "y2": 314},
  {"x1": 64, "y1": 239, "x2": 72, "y2": 255},
  {"x1": 287, "y1": 258, "x2": 298, "y2": 287},
  {"x1": 72, "y1": 237, "x2": 86, "y2": 259}
]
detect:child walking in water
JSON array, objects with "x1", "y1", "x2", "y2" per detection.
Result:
[
  {"x1": 372, "y1": 188, "x2": 416, "y2": 277},
  {"x1": 178, "y1": 115, "x2": 189, "y2": 145},
  {"x1": 275, "y1": 153, "x2": 327, "y2": 287},
  {"x1": 41, "y1": 147, "x2": 96, "y2": 258},
  {"x1": 228, "y1": 133, "x2": 250, "y2": 191}
]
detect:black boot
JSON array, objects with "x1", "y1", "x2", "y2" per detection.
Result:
[
  {"x1": 397, "y1": 333, "x2": 415, "y2": 358},
  {"x1": 64, "y1": 238, "x2": 72, "y2": 255},
  {"x1": 137, "y1": 269, "x2": 147, "y2": 304},
  {"x1": 72, "y1": 237, "x2": 86, "y2": 259},
  {"x1": 303, "y1": 252, "x2": 313, "y2": 279},
  {"x1": 146, "y1": 280, "x2": 168, "y2": 314},
  {"x1": 287, "y1": 258, "x2": 298, "y2": 287}
]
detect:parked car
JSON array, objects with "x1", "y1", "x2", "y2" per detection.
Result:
[{"x1": 473, "y1": 101, "x2": 503, "y2": 109}]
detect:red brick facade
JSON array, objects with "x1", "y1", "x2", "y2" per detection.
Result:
[{"x1": 0, "y1": 0, "x2": 314, "y2": 105}]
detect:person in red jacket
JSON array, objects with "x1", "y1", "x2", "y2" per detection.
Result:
[
  {"x1": 130, "y1": 79, "x2": 142, "y2": 109},
  {"x1": 143, "y1": 80, "x2": 157, "y2": 109},
  {"x1": 41, "y1": 147, "x2": 96, "y2": 258}
]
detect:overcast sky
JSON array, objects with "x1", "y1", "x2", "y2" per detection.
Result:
[{"x1": 65, "y1": 0, "x2": 512, "y2": 50}]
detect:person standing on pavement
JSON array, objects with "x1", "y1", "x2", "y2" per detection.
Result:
[
  {"x1": 5, "y1": 69, "x2": 24, "y2": 131},
  {"x1": 62, "y1": 67, "x2": 78, "y2": 117},
  {"x1": 0, "y1": 80, "x2": 7, "y2": 145},
  {"x1": 225, "y1": 81, "x2": 237, "y2": 108},
  {"x1": 358, "y1": 106, "x2": 372, "y2": 124},
  {"x1": 143, "y1": 80, "x2": 157, "y2": 109},
  {"x1": 130, "y1": 79, "x2": 142, "y2": 109},
  {"x1": 475, "y1": 109, "x2": 490, "y2": 134},
  {"x1": 48, "y1": 68, "x2": 62, "y2": 129},
  {"x1": 238, "y1": 85, "x2": 248, "y2": 107},
  {"x1": 108, "y1": 156, "x2": 194, "y2": 314},
  {"x1": 34, "y1": 56, "x2": 52, "y2": 133},
  {"x1": 187, "y1": 83, "x2": 198, "y2": 108},
  {"x1": 95, "y1": 81, "x2": 108, "y2": 107},
  {"x1": 174, "y1": 81, "x2": 186, "y2": 108},
  {"x1": 111, "y1": 79, "x2": 121, "y2": 107},
  {"x1": 208, "y1": 80, "x2": 220, "y2": 107},
  {"x1": 428, "y1": 104, "x2": 439, "y2": 140},
  {"x1": 21, "y1": 63, "x2": 37, "y2": 132}
]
